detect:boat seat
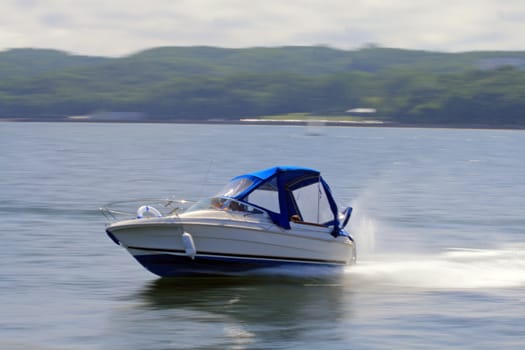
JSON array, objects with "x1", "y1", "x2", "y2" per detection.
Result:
[{"x1": 290, "y1": 215, "x2": 328, "y2": 228}]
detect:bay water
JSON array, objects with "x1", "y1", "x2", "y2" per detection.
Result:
[{"x1": 1, "y1": 122, "x2": 524, "y2": 349}]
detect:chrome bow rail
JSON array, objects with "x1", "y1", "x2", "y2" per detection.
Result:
[{"x1": 100, "y1": 198, "x2": 195, "y2": 223}]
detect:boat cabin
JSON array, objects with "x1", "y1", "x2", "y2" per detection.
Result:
[{"x1": 206, "y1": 166, "x2": 350, "y2": 236}]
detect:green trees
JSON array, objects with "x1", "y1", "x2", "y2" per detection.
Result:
[{"x1": 1, "y1": 46, "x2": 524, "y2": 126}]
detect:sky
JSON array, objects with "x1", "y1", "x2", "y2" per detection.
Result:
[{"x1": 1, "y1": 0, "x2": 524, "y2": 57}]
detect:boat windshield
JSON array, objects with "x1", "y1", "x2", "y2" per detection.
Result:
[
  {"x1": 215, "y1": 177, "x2": 254, "y2": 198},
  {"x1": 185, "y1": 177, "x2": 261, "y2": 214},
  {"x1": 186, "y1": 196, "x2": 265, "y2": 214}
]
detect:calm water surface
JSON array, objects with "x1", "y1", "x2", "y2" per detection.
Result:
[{"x1": 1, "y1": 122, "x2": 524, "y2": 349}]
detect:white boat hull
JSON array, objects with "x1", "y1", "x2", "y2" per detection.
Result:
[{"x1": 106, "y1": 210, "x2": 355, "y2": 277}]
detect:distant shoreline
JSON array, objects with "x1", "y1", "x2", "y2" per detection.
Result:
[{"x1": 1, "y1": 117, "x2": 525, "y2": 130}]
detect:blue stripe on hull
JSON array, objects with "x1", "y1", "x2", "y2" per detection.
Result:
[{"x1": 133, "y1": 253, "x2": 344, "y2": 277}]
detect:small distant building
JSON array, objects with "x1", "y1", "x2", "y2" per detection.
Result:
[{"x1": 345, "y1": 108, "x2": 377, "y2": 114}]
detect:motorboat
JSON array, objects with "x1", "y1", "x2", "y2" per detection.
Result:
[{"x1": 101, "y1": 166, "x2": 356, "y2": 277}]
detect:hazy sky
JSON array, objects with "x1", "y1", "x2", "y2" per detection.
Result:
[{"x1": 1, "y1": 0, "x2": 524, "y2": 57}]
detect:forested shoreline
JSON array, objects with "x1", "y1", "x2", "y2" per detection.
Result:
[{"x1": 1, "y1": 46, "x2": 525, "y2": 126}]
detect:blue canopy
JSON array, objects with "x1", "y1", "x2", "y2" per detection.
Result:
[{"x1": 219, "y1": 166, "x2": 341, "y2": 233}]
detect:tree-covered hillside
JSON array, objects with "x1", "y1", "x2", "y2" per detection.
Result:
[
  {"x1": 1, "y1": 46, "x2": 525, "y2": 126},
  {"x1": 0, "y1": 48, "x2": 111, "y2": 80}
]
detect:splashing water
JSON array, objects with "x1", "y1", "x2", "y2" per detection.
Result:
[
  {"x1": 346, "y1": 246, "x2": 525, "y2": 290},
  {"x1": 347, "y1": 205, "x2": 377, "y2": 257},
  {"x1": 345, "y1": 188, "x2": 525, "y2": 291}
]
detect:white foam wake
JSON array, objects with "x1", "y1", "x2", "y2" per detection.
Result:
[{"x1": 346, "y1": 245, "x2": 525, "y2": 290}]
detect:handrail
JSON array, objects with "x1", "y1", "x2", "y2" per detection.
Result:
[{"x1": 99, "y1": 198, "x2": 196, "y2": 223}]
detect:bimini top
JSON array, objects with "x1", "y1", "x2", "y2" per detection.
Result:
[{"x1": 215, "y1": 166, "x2": 342, "y2": 233}]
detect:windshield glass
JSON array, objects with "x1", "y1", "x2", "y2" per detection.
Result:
[
  {"x1": 215, "y1": 177, "x2": 254, "y2": 198},
  {"x1": 185, "y1": 196, "x2": 265, "y2": 214}
]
